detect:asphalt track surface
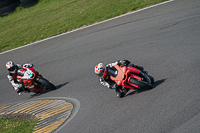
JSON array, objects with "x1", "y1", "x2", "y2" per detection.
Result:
[{"x1": 0, "y1": 0, "x2": 200, "y2": 132}]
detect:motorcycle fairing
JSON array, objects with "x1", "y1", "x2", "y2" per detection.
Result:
[
  {"x1": 21, "y1": 68, "x2": 34, "y2": 79},
  {"x1": 110, "y1": 65, "x2": 142, "y2": 89},
  {"x1": 110, "y1": 65, "x2": 127, "y2": 86}
]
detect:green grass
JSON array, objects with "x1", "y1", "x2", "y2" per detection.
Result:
[
  {"x1": 0, "y1": 118, "x2": 38, "y2": 133},
  {"x1": 0, "y1": 0, "x2": 168, "y2": 52}
]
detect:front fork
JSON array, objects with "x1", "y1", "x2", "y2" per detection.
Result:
[
  {"x1": 32, "y1": 74, "x2": 45, "y2": 92},
  {"x1": 33, "y1": 73, "x2": 43, "y2": 86},
  {"x1": 139, "y1": 71, "x2": 151, "y2": 84}
]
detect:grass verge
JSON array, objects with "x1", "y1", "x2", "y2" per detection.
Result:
[
  {"x1": 0, "y1": 0, "x2": 168, "y2": 53},
  {"x1": 0, "y1": 117, "x2": 38, "y2": 133}
]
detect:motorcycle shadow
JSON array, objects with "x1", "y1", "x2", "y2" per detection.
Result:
[
  {"x1": 29, "y1": 82, "x2": 69, "y2": 98},
  {"x1": 126, "y1": 79, "x2": 166, "y2": 96}
]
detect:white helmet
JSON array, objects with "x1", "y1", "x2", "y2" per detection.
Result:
[
  {"x1": 6, "y1": 61, "x2": 16, "y2": 73},
  {"x1": 94, "y1": 63, "x2": 107, "y2": 78}
]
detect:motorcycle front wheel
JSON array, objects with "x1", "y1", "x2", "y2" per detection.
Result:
[
  {"x1": 37, "y1": 78, "x2": 56, "y2": 90},
  {"x1": 129, "y1": 77, "x2": 152, "y2": 90},
  {"x1": 147, "y1": 75, "x2": 154, "y2": 84}
]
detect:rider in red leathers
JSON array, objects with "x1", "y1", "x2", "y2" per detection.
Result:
[
  {"x1": 6, "y1": 61, "x2": 33, "y2": 93},
  {"x1": 94, "y1": 60, "x2": 145, "y2": 98}
]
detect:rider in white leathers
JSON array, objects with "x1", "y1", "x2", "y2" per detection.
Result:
[{"x1": 6, "y1": 61, "x2": 33, "y2": 93}]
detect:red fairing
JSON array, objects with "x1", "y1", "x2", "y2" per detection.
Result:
[
  {"x1": 126, "y1": 67, "x2": 141, "y2": 74},
  {"x1": 30, "y1": 87, "x2": 44, "y2": 92},
  {"x1": 110, "y1": 65, "x2": 142, "y2": 90},
  {"x1": 16, "y1": 67, "x2": 45, "y2": 93}
]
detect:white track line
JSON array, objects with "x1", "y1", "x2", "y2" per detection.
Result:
[{"x1": 0, "y1": 0, "x2": 174, "y2": 55}]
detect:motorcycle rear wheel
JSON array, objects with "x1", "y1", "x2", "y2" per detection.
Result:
[
  {"x1": 129, "y1": 77, "x2": 152, "y2": 90},
  {"x1": 37, "y1": 78, "x2": 56, "y2": 90}
]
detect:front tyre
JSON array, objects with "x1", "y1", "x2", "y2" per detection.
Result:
[
  {"x1": 148, "y1": 75, "x2": 154, "y2": 84},
  {"x1": 37, "y1": 78, "x2": 56, "y2": 90},
  {"x1": 129, "y1": 77, "x2": 152, "y2": 90}
]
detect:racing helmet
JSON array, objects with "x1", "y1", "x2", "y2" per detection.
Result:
[
  {"x1": 94, "y1": 63, "x2": 107, "y2": 78},
  {"x1": 6, "y1": 61, "x2": 16, "y2": 73}
]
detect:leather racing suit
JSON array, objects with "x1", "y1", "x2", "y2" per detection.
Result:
[
  {"x1": 99, "y1": 60, "x2": 144, "y2": 97},
  {"x1": 7, "y1": 63, "x2": 33, "y2": 93}
]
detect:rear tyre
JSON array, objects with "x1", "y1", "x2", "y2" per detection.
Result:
[
  {"x1": 129, "y1": 77, "x2": 152, "y2": 90},
  {"x1": 38, "y1": 78, "x2": 56, "y2": 90}
]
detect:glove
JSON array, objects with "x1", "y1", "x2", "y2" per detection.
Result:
[
  {"x1": 14, "y1": 83, "x2": 23, "y2": 93},
  {"x1": 100, "y1": 81, "x2": 110, "y2": 88},
  {"x1": 24, "y1": 88, "x2": 31, "y2": 93},
  {"x1": 117, "y1": 60, "x2": 125, "y2": 66},
  {"x1": 13, "y1": 84, "x2": 22, "y2": 90},
  {"x1": 23, "y1": 63, "x2": 33, "y2": 68},
  {"x1": 99, "y1": 78, "x2": 111, "y2": 88},
  {"x1": 99, "y1": 77, "x2": 104, "y2": 82},
  {"x1": 135, "y1": 65, "x2": 144, "y2": 71},
  {"x1": 118, "y1": 60, "x2": 131, "y2": 66},
  {"x1": 127, "y1": 63, "x2": 134, "y2": 67}
]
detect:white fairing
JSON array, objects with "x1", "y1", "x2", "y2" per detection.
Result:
[{"x1": 21, "y1": 68, "x2": 34, "y2": 79}]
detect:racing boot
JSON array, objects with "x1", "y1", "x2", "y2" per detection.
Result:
[
  {"x1": 16, "y1": 88, "x2": 24, "y2": 93},
  {"x1": 115, "y1": 87, "x2": 124, "y2": 98},
  {"x1": 24, "y1": 88, "x2": 31, "y2": 93},
  {"x1": 122, "y1": 86, "x2": 129, "y2": 95}
]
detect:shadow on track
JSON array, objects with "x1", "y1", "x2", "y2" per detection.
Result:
[
  {"x1": 152, "y1": 79, "x2": 166, "y2": 88},
  {"x1": 29, "y1": 82, "x2": 69, "y2": 98},
  {"x1": 126, "y1": 79, "x2": 166, "y2": 96}
]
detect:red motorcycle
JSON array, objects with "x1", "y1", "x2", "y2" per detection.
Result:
[
  {"x1": 108, "y1": 65, "x2": 154, "y2": 97},
  {"x1": 16, "y1": 66, "x2": 56, "y2": 94}
]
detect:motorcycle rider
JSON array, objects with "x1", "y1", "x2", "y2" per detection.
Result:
[
  {"x1": 94, "y1": 60, "x2": 144, "y2": 98},
  {"x1": 6, "y1": 61, "x2": 33, "y2": 93}
]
